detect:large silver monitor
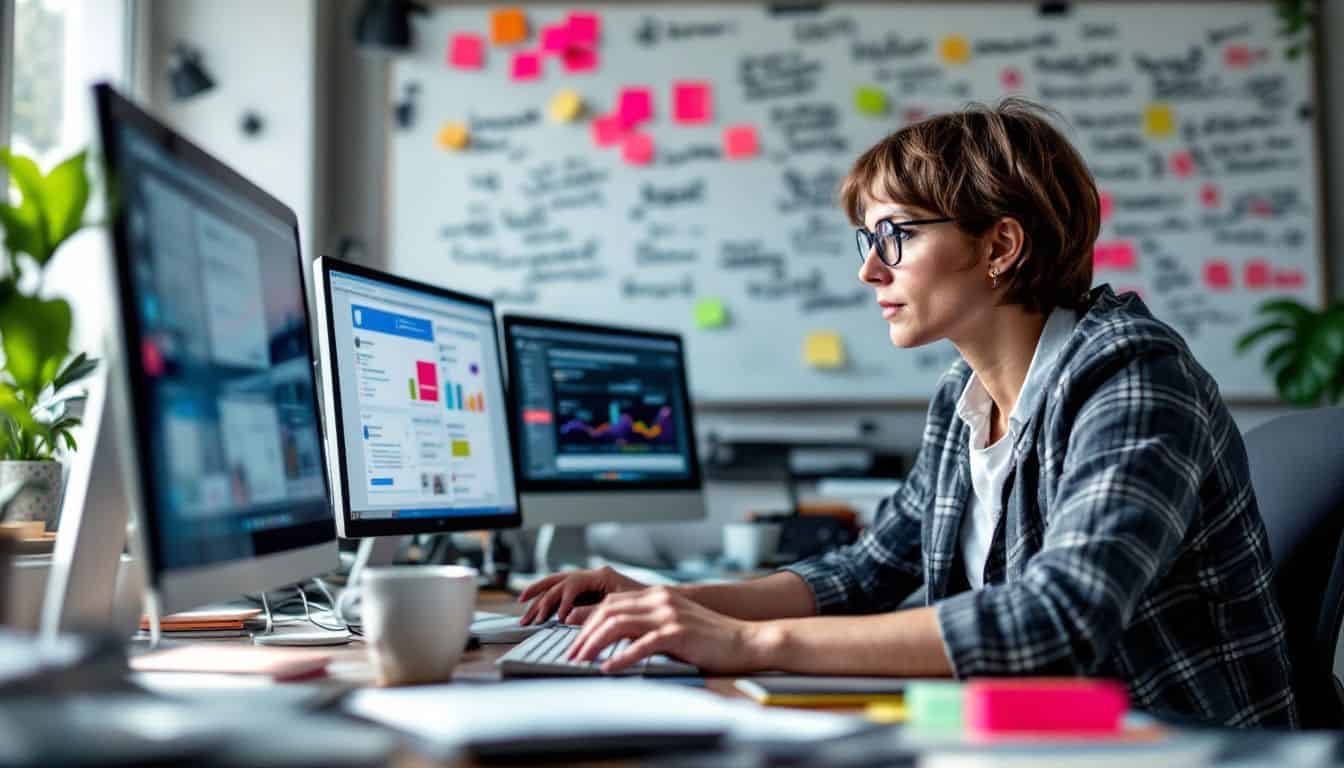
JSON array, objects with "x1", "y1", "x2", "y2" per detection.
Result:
[
  {"x1": 311, "y1": 256, "x2": 521, "y2": 539},
  {"x1": 94, "y1": 84, "x2": 338, "y2": 615},
  {"x1": 502, "y1": 316, "x2": 706, "y2": 530}
]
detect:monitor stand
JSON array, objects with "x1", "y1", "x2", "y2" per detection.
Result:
[
  {"x1": 347, "y1": 536, "x2": 402, "y2": 588},
  {"x1": 534, "y1": 524, "x2": 590, "y2": 574}
]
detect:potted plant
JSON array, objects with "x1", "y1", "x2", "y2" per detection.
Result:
[
  {"x1": 1237, "y1": 300, "x2": 1344, "y2": 406},
  {"x1": 0, "y1": 148, "x2": 100, "y2": 530}
]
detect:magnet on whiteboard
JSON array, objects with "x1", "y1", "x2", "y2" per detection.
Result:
[
  {"x1": 548, "y1": 89, "x2": 585, "y2": 123},
  {"x1": 436, "y1": 121, "x2": 470, "y2": 151}
]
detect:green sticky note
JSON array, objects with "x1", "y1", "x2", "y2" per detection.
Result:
[
  {"x1": 906, "y1": 681, "x2": 964, "y2": 731},
  {"x1": 408, "y1": 378, "x2": 417, "y2": 400},
  {"x1": 855, "y1": 86, "x2": 888, "y2": 116},
  {"x1": 694, "y1": 298, "x2": 728, "y2": 329}
]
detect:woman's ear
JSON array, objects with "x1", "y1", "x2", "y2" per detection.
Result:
[{"x1": 986, "y1": 217, "x2": 1027, "y2": 274}]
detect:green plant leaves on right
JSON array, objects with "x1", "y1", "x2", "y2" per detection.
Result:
[
  {"x1": 0, "y1": 148, "x2": 91, "y2": 269},
  {"x1": 1237, "y1": 299, "x2": 1344, "y2": 407},
  {"x1": 0, "y1": 295, "x2": 72, "y2": 401}
]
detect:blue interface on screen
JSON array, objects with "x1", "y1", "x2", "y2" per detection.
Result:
[
  {"x1": 327, "y1": 272, "x2": 517, "y2": 522},
  {"x1": 116, "y1": 128, "x2": 332, "y2": 570}
]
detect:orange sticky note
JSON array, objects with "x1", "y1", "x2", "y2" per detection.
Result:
[
  {"x1": 491, "y1": 8, "x2": 528, "y2": 46},
  {"x1": 723, "y1": 125, "x2": 759, "y2": 159},
  {"x1": 939, "y1": 35, "x2": 971, "y2": 65}
]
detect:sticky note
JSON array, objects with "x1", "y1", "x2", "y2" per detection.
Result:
[
  {"x1": 510, "y1": 51, "x2": 542, "y2": 81},
  {"x1": 1169, "y1": 150, "x2": 1194, "y2": 178},
  {"x1": 622, "y1": 133, "x2": 655, "y2": 166},
  {"x1": 1099, "y1": 190, "x2": 1113, "y2": 223},
  {"x1": 1200, "y1": 183, "x2": 1221, "y2": 208},
  {"x1": 540, "y1": 23, "x2": 571, "y2": 55},
  {"x1": 1274, "y1": 270, "x2": 1305, "y2": 289},
  {"x1": 1204, "y1": 261, "x2": 1232, "y2": 290},
  {"x1": 1245, "y1": 259, "x2": 1271, "y2": 289},
  {"x1": 617, "y1": 87, "x2": 654, "y2": 128},
  {"x1": 939, "y1": 35, "x2": 971, "y2": 66},
  {"x1": 435, "y1": 121, "x2": 469, "y2": 151},
  {"x1": 694, "y1": 298, "x2": 728, "y2": 329},
  {"x1": 562, "y1": 46, "x2": 599, "y2": 74},
  {"x1": 490, "y1": 8, "x2": 528, "y2": 46},
  {"x1": 1093, "y1": 240, "x2": 1136, "y2": 271},
  {"x1": 1001, "y1": 67, "x2": 1023, "y2": 90},
  {"x1": 906, "y1": 681, "x2": 964, "y2": 731},
  {"x1": 548, "y1": 89, "x2": 584, "y2": 123},
  {"x1": 590, "y1": 113, "x2": 626, "y2": 147},
  {"x1": 673, "y1": 81, "x2": 713, "y2": 124},
  {"x1": 449, "y1": 34, "x2": 484, "y2": 69},
  {"x1": 1225, "y1": 44, "x2": 1251, "y2": 69},
  {"x1": 1143, "y1": 103, "x2": 1176, "y2": 139},
  {"x1": 567, "y1": 12, "x2": 601, "y2": 46},
  {"x1": 723, "y1": 125, "x2": 759, "y2": 159},
  {"x1": 855, "y1": 86, "x2": 887, "y2": 116},
  {"x1": 803, "y1": 332, "x2": 846, "y2": 370},
  {"x1": 966, "y1": 679, "x2": 1127, "y2": 735}
]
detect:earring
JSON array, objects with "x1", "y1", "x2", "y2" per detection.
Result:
[{"x1": 989, "y1": 267, "x2": 1000, "y2": 289}]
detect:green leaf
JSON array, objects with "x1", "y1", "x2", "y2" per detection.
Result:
[
  {"x1": 0, "y1": 295, "x2": 72, "y2": 400},
  {"x1": 50, "y1": 352, "x2": 97, "y2": 393},
  {"x1": 1264, "y1": 341, "x2": 1296, "y2": 372},
  {"x1": 1237, "y1": 321, "x2": 1294, "y2": 353},
  {"x1": 0, "y1": 200, "x2": 47, "y2": 266},
  {"x1": 1257, "y1": 299, "x2": 1316, "y2": 323},
  {"x1": 38, "y1": 150, "x2": 90, "y2": 263}
]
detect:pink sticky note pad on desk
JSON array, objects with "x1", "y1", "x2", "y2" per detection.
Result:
[
  {"x1": 510, "y1": 51, "x2": 542, "y2": 81},
  {"x1": 540, "y1": 23, "x2": 571, "y2": 55},
  {"x1": 562, "y1": 46, "x2": 599, "y2": 73},
  {"x1": 591, "y1": 113, "x2": 626, "y2": 147},
  {"x1": 617, "y1": 87, "x2": 654, "y2": 127},
  {"x1": 622, "y1": 133, "x2": 655, "y2": 165},
  {"x1": 723, "y1": 125, "x2": 759, "y2": 159},
  {"x1": 449, "y1": 33, "x2": 484, "y2": 70},
  {"x1": 673, "y1": 81, "x2": 713, "y2": 124},
  {"x1": 966, "y1": 679, "x2": 1128, "y2": 735},
  {"x1": 568, "y1": 12, "x2": 601, "y2": 46}
]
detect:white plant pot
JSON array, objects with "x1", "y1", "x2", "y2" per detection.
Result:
[{"x1": 0, "y1": 460, "x2": 64, "y2": 529}]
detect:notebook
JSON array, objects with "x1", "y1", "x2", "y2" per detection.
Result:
[{"x1": 735, "y1": 676, "x2": 910, "y2": 707}]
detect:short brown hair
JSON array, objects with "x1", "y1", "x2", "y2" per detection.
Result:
[{"x1": 841, "y1": 98, "x2": 1099, "y2": 313}]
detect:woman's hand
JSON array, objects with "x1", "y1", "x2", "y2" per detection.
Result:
[
  {"x1": 566, "y1": 586, "x2": 778, "y2": 675},
  {"x1": 517, "y1": 566, "x2": 647, "y2": 625}
]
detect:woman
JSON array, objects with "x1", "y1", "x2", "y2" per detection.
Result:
[{"x1": 520, "y1": 99, "x2": 1297, "y2": 728}]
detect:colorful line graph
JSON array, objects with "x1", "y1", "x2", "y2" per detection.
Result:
[{"x1": 558, "y1": 402, "x2": 675, "y2": 445}]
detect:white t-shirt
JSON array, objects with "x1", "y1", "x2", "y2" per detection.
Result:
[{"x1": 955, "y1": 308, "x2": 1078, "y2": 589}]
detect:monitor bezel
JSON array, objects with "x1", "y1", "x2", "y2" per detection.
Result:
[
  {"x1": 502, "y1": 314, "x2": 704, "y2": 494},
  {"x1": 316, "y1": 256, "x2": 523, "y2": 537},
  {"x1": 93, "y1": 83, "x2": 338, "y2": 596}
]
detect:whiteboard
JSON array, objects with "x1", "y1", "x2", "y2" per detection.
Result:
[{"x1": 387, "y1": 2, "x2": 1323, "y2": 403}]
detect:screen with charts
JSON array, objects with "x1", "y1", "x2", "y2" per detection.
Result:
[
  {"x1": 507, "y1": 320, "x2": 696, "y2": 486},
  {"x1": 325, "y1": 270, "x2": 517, "y2": 522}
]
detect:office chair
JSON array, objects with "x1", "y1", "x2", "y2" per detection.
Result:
[{"x1": 1243, "y1": 407, "x2": 1344, "y2": 728}]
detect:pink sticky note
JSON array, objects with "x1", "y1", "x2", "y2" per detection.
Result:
[
  {"x1": 540, "y1": 23, "x2": 571, "y2": 55},
  {"x1": 568, "y1": 12, "x2": 601, "y2": 47},
  {"x1": 1204, "y1": 261, "x2": 1233, "y2": 290},
  {"x1": 966, "y1": 680, "x2": 1127, "y2": 735},
  {"x1": 1170, "y1": 150, "x2": 1195, "y2": 178},
  {"x1": 1245, "y1": 259, "x2": 1271, "y2": 289},
  {"x1": 1225, "y1": 44, "x2": 1251, "y2": 69},
  {"x1": 562, "y1": 46, "x2": 599, "y2": 73},
  {"x1": 622, "y1": 133, "x2": 655, "y2": 165},
  {"x1": 723, "y1": 125, "x2": 759, "y2": 159},
  {"x1": 1274, "y1": 270, "x2": 1305, "y2": 289},
  {"x1": 673, "y1": 81, "x2": 713, "y2": 124},
  {"x1": 617, "y1": 87, "x2": 654, "y2": 128},
  {"x1": 449, "y1": 33, "x2": 485, "y2": 70},
  {"x1": 1200, "y1": 183, "x2": 1221, "y2": 208},
  {"x1": 590, "y1": 113, "x2": 626, "y2": 148},
  {"x1": 1099, "y1": 191, "x2": 1113, "y2": 223},
  {"x1": 1000, "y1": 67, "x2": 1023, "y2": 91},
  {"x1": 1093, "y1": 240, "x2": 1137, "y2": 271},
  {"x1": 510, "y1": 51, "x2": 542, "y2": 81}
]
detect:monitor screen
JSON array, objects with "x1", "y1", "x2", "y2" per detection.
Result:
[
  {"x1": 505, "y1": 317, "x2": 701, "y2": 490},
  {"x1": 321, "y1": 263, "x2": 518, "y2": 530},
  {"x1": 102, "y1": 93, "x2": 334, "y2": 573}
]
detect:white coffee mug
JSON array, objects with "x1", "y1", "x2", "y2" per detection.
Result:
[
  {"x1": 722, "y1": 522, "x2": 782, "y2": 571},
  {"x1": 339, "y1": 565, "x2": 478, "y2": 686}
]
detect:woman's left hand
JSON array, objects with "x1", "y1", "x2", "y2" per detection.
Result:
[{"x1": 566, "y1": 586, "x2": 776, "y2": 675}]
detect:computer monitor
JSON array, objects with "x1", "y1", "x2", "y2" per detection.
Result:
[
  {"x1": 93, "y1": 83, "x2": 338, "y2": 616},
  {"x1": 502, "y1": 315, "x2": 706, "y2": 533},
  {"x1": 311, "y1": 256, "x2": 521, "y2": 540}
]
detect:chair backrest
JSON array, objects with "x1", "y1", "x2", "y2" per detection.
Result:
[{"x1": 1243, "y1": 407, "x2": 1344, "y2": 728}]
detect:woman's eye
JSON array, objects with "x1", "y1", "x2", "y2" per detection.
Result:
[{"x1": 894, "y1": 227, "x2": 914, "y2": 242}]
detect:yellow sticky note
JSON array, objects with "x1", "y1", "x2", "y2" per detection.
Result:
[
  {"x1": 803, "y1": 332, "x2": 846, "y2": 370},
  {"x1": 939, "y1": 35, "x2": 971, "y2": 66},
  {"x1": 436, "y1": 121, "x2": 469, "y2": 151},
  {"x1": 1143, "y1": 103, "x2": 1176, "y2": 139},
  {"x1": 694, "y1": 298, "x2": 728, "y2": 329},
  {"x1": 548, "y1": 89, "x2": 584, "y2": 123},
  {"x1": 490, "y1": 8, "x2": 528, "y2": 46}
]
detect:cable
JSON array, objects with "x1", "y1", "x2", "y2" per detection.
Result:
[{"x1": 294, "y1": 585, "x2": 351, "y2": 634}]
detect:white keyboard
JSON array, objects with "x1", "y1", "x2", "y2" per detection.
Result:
[{"x1": 496, "y1": 625, "x2": 699, "y2": 677}]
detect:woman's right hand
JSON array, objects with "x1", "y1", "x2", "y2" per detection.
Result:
[{"x1": 517, "y1": 566, "x2": 648, "y2": 625}]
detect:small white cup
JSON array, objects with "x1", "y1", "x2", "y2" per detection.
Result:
[
  {"x1": 722, "y1": 522, "x2": 782, "y2": 571},
  {"x1": 339, "y1": 565, "x2": 478, "y2": 686}
]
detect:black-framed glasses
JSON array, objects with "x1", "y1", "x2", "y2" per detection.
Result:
[{"x1": 856, "y1": 217, "x2": 957, "y2": 267}]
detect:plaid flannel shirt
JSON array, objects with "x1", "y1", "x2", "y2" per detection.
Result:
[{"x1": 785, "y1": 286, "x2": 1298, "y2": 727}]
